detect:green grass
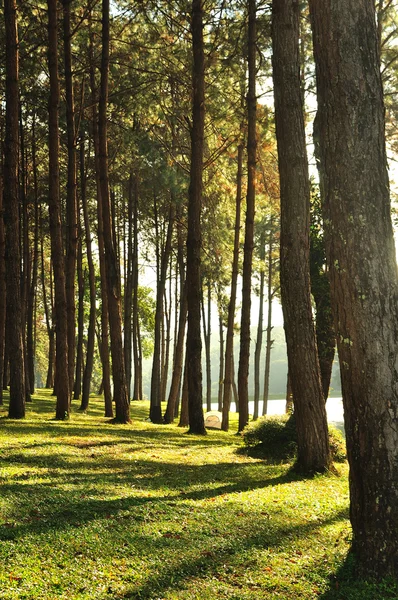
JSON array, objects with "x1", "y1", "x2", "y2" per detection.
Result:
[{"x1": 0, "y1": 390, "x2": 396, "y2": 600}]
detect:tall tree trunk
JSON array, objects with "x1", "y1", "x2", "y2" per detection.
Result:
[
  {"x1": 312, "y1": 115, "x2": 336, "y2": 400},
  {"x1": 272, "y1": 0, "x2": 330, "y2": 471},
  {"x1": 186, "y1": 0, "x2": 206, "y2": 435},
  {"x1": 89, "y1": 14, "x2": 112, "y2": 418},
  {"x1": 99, "y1": 0, "x2": 130, "y2": 423},
  {"x1": 4, "y1": 0, "x2": 25, "y2": 418},
  {"x1": 217, "y1": 296, "x2": 224, "y2": 412},
  {"x1": 238, "y1": 0, "x2": 256, "y2": 433},
  {"x1": 62, "y1": 0, "x2": 78, "y2": 394},
  {"x1": 262, "y1": 225, "x2": 274, "y2": 416},
  {"x1": 253, "y1": 268, "x2": 265, "y2": 421},
  {"x1": 27, "y1": 110, "x2": 40, "y2": 395},
  {"x1": 73, "y1": 233, "x2": 84, "y2": 399},
  {"x1": 201, "y1": 280, "x2": 212, "y2": 412},
  {"x1": 150, "y1": 203, "x2": 174, "y2": 422},
  {"x1": 124, "y1": 174, "x2": 134, "y2": 401},
  {"x1": 0, "y1": 117, "x2": 6, "y2": 405},
  {"x1": 310, "y1": 0, "x2": 398, "y2": 576},
  {"x1": 161, "y1": 283, "x2": 172, "y2": 404},
  {"x1": 80, "y1": 134, "x2": 96, "y2": 412},
  {"x1": 222, "y1": 142, "x2": 243, "y2": 431},
  {"x1": 19, "y1": 105, "x2": 32, "y2": 403},
  {"x1": 47, "y1": 0, "x2": 70, "y2": 419},
  {"x1": 178, "y1": 358, "x2": 189, "y2": 427},
  {"x1": 164, "y1": 222, "x2": 187, "y2": 423},
  {"x1": 132, "y1": 177, "x2": 141, "y2": 400}
]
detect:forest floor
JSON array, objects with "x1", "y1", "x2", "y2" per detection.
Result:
[{"x1": 0, "y1": 390, "x2": 397, "y2": 600}]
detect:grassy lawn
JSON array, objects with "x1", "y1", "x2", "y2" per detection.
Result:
[{"x1": 0, "y1": 390, "x2": 396, "y2": 600}]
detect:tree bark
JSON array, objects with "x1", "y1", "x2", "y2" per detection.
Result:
[
  {"x1": 47, "y1": 0, "x2": 70, "y2": 419},
  {"x1": 262, "y1": 222, "x2": 275, "y2": 416},
  {"x1": 123, "y1": 174, "x2": 134, "y2": 401},
  {"x1": 164, "y1": 223, "x2": 187, "y2": 423},
  {"x1": 150, "y1": 202, "x2": 174, "y2": 422},
  {"x1": 0, "y1": 117, "x2": 6, "y2": 405},
  {"x1": 309, "y1": 0, "x2": 398, "y2": 576},
  {"x1": 253, "y1": 267, "x2": 264, "y2": 421},
  {"x1": 272, "y1": 0, "x2": 330, "y2": 471},
  {"x1": 201, "y1": 280, "x2": 212, "y2": 412},
  {"x1": 222, "y1": 142, "x2": 243, "y2": 431},
  {"x1": 99, "y1": 0, "x2": 130, "y2": 423},
  {"x1": 88, "y1": 20, "x2": 113, "y2": 418},
  {"x1": 238, "y1": 0, "x2": 256, "y2": 433},
  {"x1": 73, "y1": 232, "x2": 84, "y2": 400},
  {"x1": 4, "y1": 0, "x2": 25, "y2": 418},
  {"x1": 62, "y1": 0, "x2": 78, "y2": 394},
  {"x1": 186, "y1": 0, "x2": 206, "y2": 435},
  {"x1": 80, "y1": 134, "x2": 96, "y2": 412}
]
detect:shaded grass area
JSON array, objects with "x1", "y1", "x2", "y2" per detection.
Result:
[{"x1": 0, "y1": 390, "x2": 396, "y2": 599}]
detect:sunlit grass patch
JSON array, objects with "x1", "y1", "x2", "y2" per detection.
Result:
[{"x1": 0, "y1": 389, "x2": 396, "y2": 599}]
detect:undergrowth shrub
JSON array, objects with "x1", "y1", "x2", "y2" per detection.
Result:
[{"x1": 242, "y1": 414, "x2": 346, "y2": 462}]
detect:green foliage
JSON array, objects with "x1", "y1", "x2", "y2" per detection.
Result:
[{"x1": 243, "y1": 414, "x2": 347, "y2": 463}]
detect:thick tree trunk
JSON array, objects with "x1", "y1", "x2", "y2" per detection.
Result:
[
  {"x1": 222, "y1": 142, "x2": 243, "y2": 431},
  {"x1": 48, "y1": 0, "x2": 70, "y2": 419},
  {"x1": 272, "y1": 0, "x2": 330, "y2": 471},
  {"x1": 4, "y1": 0, "x2": 25, "y2": 418},
  {"x1": 80, "y1": 134, "x2": 96, "y2": 412},
  {"x1": 238, "y1": 0, "x2": 256, "y2": 433},
  {"x1": 186, "y1": 0, "x2": 206, "y2": 435},
  {"x1": 310, "y1": 0, "x2": 398, "y2": 576},
  {"x1": 99, "y1": 0, "x2": 130, "y2": 423},
  {"x1": 62, "y1": 0, "x2": 78, "y2": 395}
]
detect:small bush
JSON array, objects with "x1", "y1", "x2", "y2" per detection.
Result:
[{"x1": 242, "y1": 414, "x2": 346, "y2": 462}]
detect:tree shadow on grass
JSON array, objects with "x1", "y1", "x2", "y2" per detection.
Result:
[
  {"x1": 114, "y1": 508, "x2": 349, "y2": 600},
  {"x1": 0, "y1": 459, "x2": 305, "y2": 541},
  {"x1": 317, "y1": 552, "x2": 398, "y2": 600}
]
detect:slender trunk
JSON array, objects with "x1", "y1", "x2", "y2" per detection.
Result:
[
  {"x1": 217, "y1": 300, "x2": 224, "y2": 412},
  {"x1": 132, "y1": 177, "x2": 141, "y2": 400},
  {"x1": 27, "y1": 111, "x2": 40, "y2": 395},
  {"x1": 238, "y1": 0, "x2": 256, "y2": 433},
  {"x1": 19, "y1": 105, "x2": 31, "y2": 403},
  {"x1": 178, "y1": 358, "x2": 189, "y2": 427},
  {"x1": 253, "y1": 268, "x2": 264, "y2": 420},
  {"x1": 62, "y1": 0, "x2": 78, "y2": 394},
  {"x1": 124, "y1": 174, "x2": 134, "y2": 400},
  {"x1": 89, "y1": 17, "x2": 112, "y2": 418},
  {"x1": 161, "y1": 284, "x2": 171, "y2": 404},
  {"x1": 73, "y1": 234, "x2": 84, "y2": 399},
  {"x1": 186, "y1": 0, "x2": 206, "y2": 435},
  {"x1": 201, "y1": 281, "x2": 211, "y2": 411},
  {"x1": 0, "y1": 118, "x2": 5, "y2": 405},
  {"x1": 262, "y1": 229, "x2": 274, "y2": 415},
  {"x1": 272, "y1": 0, "x2": 330, "y2": 471},
  {"x1": 48, "y1": 0, "x2": 70, "y2": 419},
  {"x1": 164, "y1": 222, "x2": 187, "y2": 423},
  {"x1": 80, "y1": 134, "x2": 96, "y2": 411},
  {"x1": 310, "y1": 0, "x2": 398, "y2": 575},
  {"x1": 99, "y1": 0, "x2": 130, "y2": 423},
  {"x1": 4, "y1": 0, "x2": 25, "y2": 418},
  {"x1": 222, "y1": 143, "x2": 243, "y2": 431},
  {"x1": 150, "y1": 201, "x2": 174, "y2": 422}
]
